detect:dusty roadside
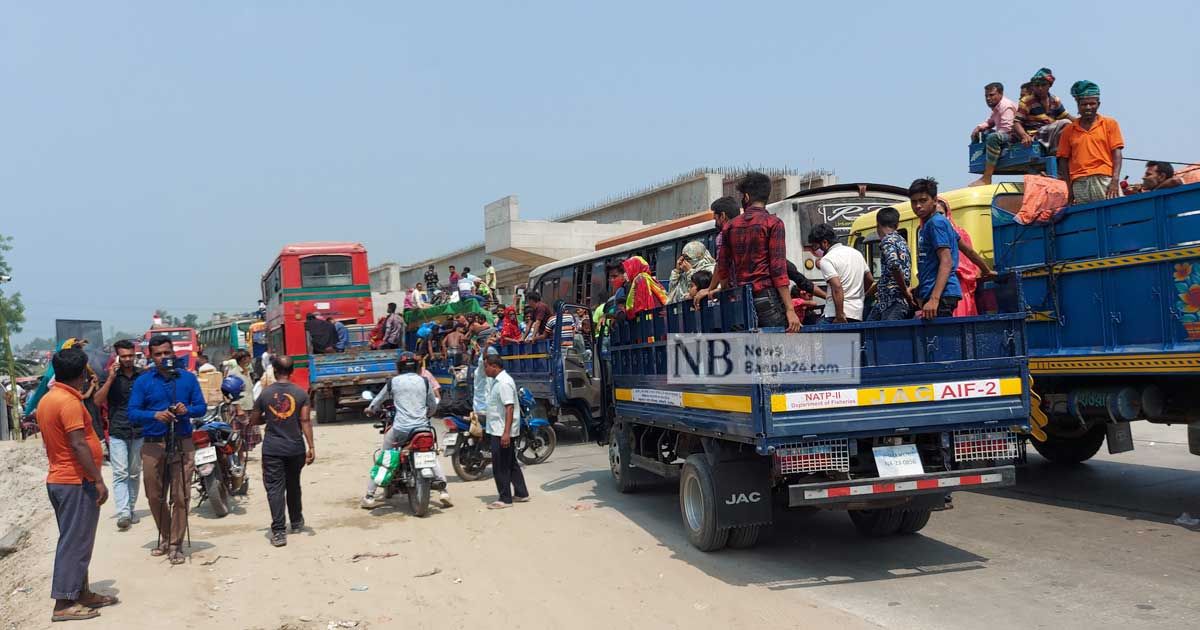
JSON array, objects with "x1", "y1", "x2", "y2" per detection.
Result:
[{"x1": 1, "y1": 424, "x2": 874, "y2": 630}]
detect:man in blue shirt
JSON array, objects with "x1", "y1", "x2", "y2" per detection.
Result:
[
  {"x1": 909, "y1": 178, "x2": 961, "y2": 319},
  {"x1": 128, "y1": 334, "x2": 208, "y2": 565},
  {"x1": 333, "y1": 318, "x2": 349, "y2": 353}
]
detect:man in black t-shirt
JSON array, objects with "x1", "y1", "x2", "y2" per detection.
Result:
[
  {"x1": 250, "y1": 356, "x2": 314, "y2": 547},
  {"x1": 93, "y1": 340, "x2": 143, "y2": 531}
]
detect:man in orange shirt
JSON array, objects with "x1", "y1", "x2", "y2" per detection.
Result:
[
  {"x1": 37, "y1": 346, "x2": 118, "y2": 623},
  {"x1": 1056, "y1": 80, "x2": 1124, "y2": 205}
]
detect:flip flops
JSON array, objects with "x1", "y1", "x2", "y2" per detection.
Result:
[
  {"x1": 51, "y1": 603, "x2": 99, "y2": 623},
  {"x1": 78, "y1": 593, "x2": 118, "y2": 609},
  {"x1": 487, "y1": 501, "x2": 512, "y2": 510}
]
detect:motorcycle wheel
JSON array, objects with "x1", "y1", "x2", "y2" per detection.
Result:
[
  {"x1": 204, "y1": 473, "x2": 230, "y2": 518},
  {"x1": 452, "y1": 436, "x2": 489, "y2": 482},
  {"x1": 408, "y1": 473, "x2": 431, "y2": 517},
  {"x1": 517, "y1": 426, "x2": 557, "y2": 465}
]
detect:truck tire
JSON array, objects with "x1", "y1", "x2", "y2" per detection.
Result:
[
  {"x1": 609, "y1": 424, "x2": 653, "y2": 493},
  {"x1": 897, "y1": 508, "x2": 933, "y2": 534},
  {"x1": 848, "y1": 507, "x2": 904, "y2": 537},
  {"x1": 680, "y1": 455, "x2": 729, "y2": 552},
  {"x1": 315, "y1": 393, "x2": 336, "y2": 425},
  {"x1": 726, "y1": 525, "x2": 762, "y2": 549},
  {"x1": 1031, "y1": 425, "x2": 1106, "y2": 464}
]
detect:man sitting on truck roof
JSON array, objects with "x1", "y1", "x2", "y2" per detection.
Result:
[
  {"x1": 808, "y1": 223, "x2": 872, "y2": 324},
  {"x1": 969, "y1": 82, "x2": 1017, "y2": 187},
  {"x1": 1057, "y1": 80, "x2": 1124, "y2": 205},
  {"x1": 695, "y1": 172, "x2": 801, "y2": 332},
  {"x1": 1013, "y1": 68, "x2": 1073, "y2": 155},
  {"x1": 910, "y1": 178, "x2": 962, "y2": 319}
]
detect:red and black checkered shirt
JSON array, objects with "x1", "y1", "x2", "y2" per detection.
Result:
[{"x1": 717, "y1": 206, "x2": 790, "y2": 293}]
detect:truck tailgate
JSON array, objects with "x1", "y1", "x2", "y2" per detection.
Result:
[{"x1": 310, "y1": 349, "x2": 397, "y2": 383}]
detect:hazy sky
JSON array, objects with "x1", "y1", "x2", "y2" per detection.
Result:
[{"x1": 3, "y1": 1, "x2": 1197, "y2": 342}]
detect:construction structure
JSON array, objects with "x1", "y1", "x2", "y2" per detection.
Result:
[{"x1": 370, "y1": 167, "x2": 834, "y2": 314}]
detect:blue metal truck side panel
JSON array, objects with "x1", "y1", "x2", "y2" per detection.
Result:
[
  {"x1": 994, "y1": 183, "x2": 1200, "y2": 363},
  {"x1": 309, "y1": 349, "x2": 399, "y2": 383}
]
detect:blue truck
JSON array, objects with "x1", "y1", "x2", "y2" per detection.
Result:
[
  {"x1": 993, "y1": 180, "x2": 1200, "y2": 460},
  {"x1": 603, "y1": 282, "x2": 1030, "y2": 551},
  {"x1": 308, "y1": 324, "x2": 397, "y2": 421}
]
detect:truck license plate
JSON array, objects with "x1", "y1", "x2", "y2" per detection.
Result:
[
  {"x1": 194, "y1": 446, "x2": 218, "y2": 466},
  {"x1": 872, "y1": 445, "x2": 923, "y2": 478},
  {"x1": 413, "y1": 451, "x2": 437, "y2": 468}
]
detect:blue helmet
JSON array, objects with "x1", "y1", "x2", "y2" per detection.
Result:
[{"x1": 221, "y1": 375, "x2": 245, "y2": 400}]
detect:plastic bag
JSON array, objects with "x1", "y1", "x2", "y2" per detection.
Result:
[
  {"x1": 468, "y1": 412, "x2": 484, "y2": 438},
  {"x1": 370, "y1": 449, "x2": 402, "y2": 486},
  {"x1": 1015, "y1": 175, "x2": 1068, "y2": 225}
]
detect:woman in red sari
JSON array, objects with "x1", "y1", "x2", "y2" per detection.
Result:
[
  {"x1": 499, "y1": 306, "x2": 523, "y2": 344},
  {"x1": 622, "y1": 256, "x2": 668, "y2": 317}
]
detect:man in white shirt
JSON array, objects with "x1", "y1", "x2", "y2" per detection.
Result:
[
  {"x1": 808, "y1": 223, "x2": 873, "y2": 323},
  {"x1": 483, "y1": 355, "x2": 529, "y2": 509}
]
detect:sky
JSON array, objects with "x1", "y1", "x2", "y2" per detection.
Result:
[{"x1": 2, "y1": 1, "x2": 1197, "y2": 343}]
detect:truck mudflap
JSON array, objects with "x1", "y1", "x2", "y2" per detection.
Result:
[{"x1": 788, "y1": 465, "x2": 1015, "y2": 507}]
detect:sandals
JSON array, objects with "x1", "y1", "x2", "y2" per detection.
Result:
[
  {"x1": 150, "y1": 544, "x2": 169, "y2": 557},
  {"x1": 168, "y1": 547, "x2": 186, "y2": 565},
  {"x1": 487, "y1": 501, "x2": 512, "y2": 510},
  {"x1": 78, "y1": 593, "x2": 119, "y2": 609},
  {"x1": 51, "y1": 603, "x2": 99, "y2": 622}
]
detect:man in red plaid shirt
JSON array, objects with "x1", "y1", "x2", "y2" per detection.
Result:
[{"x1": 695, "y1": 172, "x2": 801, "y2": 332}]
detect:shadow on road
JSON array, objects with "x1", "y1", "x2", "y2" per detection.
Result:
[
  {"x1": 540, "y1": 468, "x2": 990, "y2": 590},
  {"x1": 979, "y1": 455, "x2": 1200, "y2": 522}
]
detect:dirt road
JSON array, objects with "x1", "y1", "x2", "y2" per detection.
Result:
[{"x1": 1, "y1": 422, "x2": 872, "y2": 630}]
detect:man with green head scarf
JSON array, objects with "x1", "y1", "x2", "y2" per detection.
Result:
[
  {"x1": 1014, "y1": 67, "x2": 1074, "y2": 153},
  {"x1": 1057, "y1": 80, "x2": 1124, "y2": 205}
]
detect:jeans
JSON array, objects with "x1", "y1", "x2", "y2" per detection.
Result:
[
  {"x1": 263, "y1": 453, "x2": 305, "y2": 533},
  {"x1": 752, "y1": 290, "x2": 788, "y2": 328},
  {"x1": 47, "y1": 482, "x2": 100, "y2": 600},
  {"x1": 490, "y1": 434, "x2": 529, "y2": 504},
  {"x1": 867, "y1": 301, "x2": 912, "y2": 321},
  {"x1": 109, "y1": 437, "x2": 143, "y2": 520}
]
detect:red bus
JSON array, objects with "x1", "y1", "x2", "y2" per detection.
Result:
[
  {"x1": 260, "y1": 242, "x2": 375, "y2": 391},
  {"x1": 140, "y1": 327, "x2": 200, "y2": 372}
]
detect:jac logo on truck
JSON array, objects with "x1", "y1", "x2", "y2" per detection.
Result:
[{"x1": 725, "y1": 492, "x2": 762, "y2": 505}]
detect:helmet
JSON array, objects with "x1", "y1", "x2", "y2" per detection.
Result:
[
  {"x1": 396, "y1": 351, "x2": 419, "y2": 374},
  {"x1": 221, "y1": 375, "x2": 245, "y2": 401}
]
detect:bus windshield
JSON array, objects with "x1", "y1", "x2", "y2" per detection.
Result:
[{"x1": 300, "y1": 255, "x2": 353, "y2": 288}]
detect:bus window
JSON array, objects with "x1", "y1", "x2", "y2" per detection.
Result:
[
  {"x1": 573, "y1": 265, "x2": 586, "y2": 304},
  {"x1": 558, "y1": 267, "x2": 574, "y2": 305},
  {"x1": 589, "y1": 260, "x2": 606, "y2": 307},
  {"x1": 263, "y1": 262, "x2": 282, "y2": 307},
  {"x1": 300, "y1": 255, "x2": 353, "y2": 288},
  {"x1": 655, "y1": 243, "x2": 676, "y2": 285},
  {"x1": 268, "y1": 326, "x2": 286, "y2": 356}
]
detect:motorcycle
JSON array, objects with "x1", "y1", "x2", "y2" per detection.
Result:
[
  {"x1": 362, "y1": 391, "x2": 442, "y2": 517},
  {"x1": 444, "y1": 387, "x2": 556, "y2": 482},
  {"x1": 191, "y1": 401, "x2": 248, "y2": 518}
]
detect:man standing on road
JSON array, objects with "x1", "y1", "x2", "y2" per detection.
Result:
[
  {"x1": 93, "y1": 339, "x2": 143, "y2": 531},
  {"x1": 251, "y1": 356, "x2": 314, "y2": 548},
  {"x1": 910, "y1": 178, "x2": 962, "y2": 319},
  {"x1": 361, "y1": 352, "x2": 452, "y2": 509},
  {"x1": 128, "y1": 334, "x2": 208, "y2": 566},
  {"x1": 484, "y1": 354, "x2": 529, "y2": 509},
  {"x1": 808, "y1": 223, "x2": 872, "y2": 324},
  {"x1": 38, "y1": 346, "x2": 119, "y2": 623},
  {"x1": 381, "y1": 303, "x2": 405, "y2": 350},
  {"x1": 1057, "y1": 80, "x2": 1124, "y2": 205},
  {"x1": 695, "y1": 172, "x2": 801, "y2": 331}
]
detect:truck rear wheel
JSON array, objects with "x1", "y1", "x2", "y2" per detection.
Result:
[
  {"x1": 726, "y1": 525, "x2": 762, "y2": 549},
  {"x1": 1031, "y1": 425, "x2": 1106, "y2": 464},
  {"x1": 897, "y1": 508, "x2": 933, "y2": 534},
  {"x1": 848, "y1": 507, "x2": 904, "y2": 537},
  {"x1": 314, "y1": 393, "x2": 337, "y2": 425},
  {"x1": 680, "y1": 455, "x2": 728, "y2": 552},
  {"x1": 609, "y1": 424, "x2": 654, "y2": 493}
]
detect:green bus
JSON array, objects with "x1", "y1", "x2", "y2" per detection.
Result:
[{"x1": 198, "y1": 319, "x2": 255, "y2": 367}]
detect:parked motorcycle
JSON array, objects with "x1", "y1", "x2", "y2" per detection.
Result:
[
  {"x1": 444, "y1": 387, "x2": 555, "y2": 481},
  {"x1": 191, "y1": 402, "x2": 247, "y2": 517},
  {"x1": 362, "y1": 391, "x2": 442, "y2": 517}
]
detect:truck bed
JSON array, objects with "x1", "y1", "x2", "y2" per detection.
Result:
[{"x1": 610, "y1": 279, "x2": 1030, "y2": 449}]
